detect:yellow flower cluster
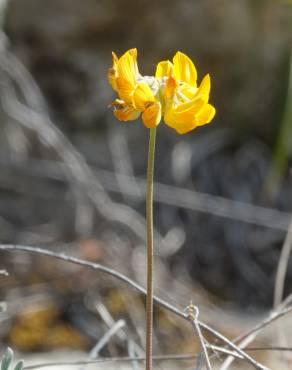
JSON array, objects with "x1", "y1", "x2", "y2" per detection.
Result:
[{"x1": 108, "y1": 49, "x2": 215, "y2": 134}]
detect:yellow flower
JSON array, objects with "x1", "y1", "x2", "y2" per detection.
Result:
[{"x1": 108, "y1": 49, "x2": 216, "y2": 134}]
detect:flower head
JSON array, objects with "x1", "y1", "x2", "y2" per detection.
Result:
[{"x1": 108, "y1": 49, "x2": 215, "y2": 134}]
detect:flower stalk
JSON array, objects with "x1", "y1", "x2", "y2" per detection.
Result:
[
  {"x1": 145, "y1": 127, "x2": 156, "y2": 370},
  {"x1": 107, "y1": 48, "x2": 216, "y2": 370}
]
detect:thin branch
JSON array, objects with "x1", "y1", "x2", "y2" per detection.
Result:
[
  {"x1": 219, "y1": 334, "x2": 257, "y2": 370},
  {"x1": 22, "y1": 347, "x2": 292, "y2": 370},
  {"x1": 233, "y1": 305, "x2": 292, "y2": 345},
  {"x1": 186, "y1": 302, "x2": 212, "y2": 369},
  {"x1": 94, "y1": 301, "x2": 144, "y2": 370},
  {"x1": 247, "y1": 347, "x2": 292, "y2": 352},
  {"x1": 89, "y1": 319, "x2": 126, "y2": 358},
  {"x1": 219, "y1": 303, "x2": 292, "y2": 369},
  {"x1": 23, "y1": 354, "x2": 200, "y2": 370}
]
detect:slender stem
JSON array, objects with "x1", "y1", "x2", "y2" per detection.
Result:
[{"x1": 145, "y1": 127, "x2": 157, "y2": 370}]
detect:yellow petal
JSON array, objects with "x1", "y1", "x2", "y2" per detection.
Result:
[
  {"x1": 175, "y1": 123, "x2": 196, "y2": 134},
  {"x1": 164, "y1": 106, "x2": 195, "y2": 134},
  {"x1": 195, "y1": 74, "x2": 211, "y2": 102},
  {"x1": 173, "y1": 51, "x2": 197, "y2": 86},
  {"x1": 114, "y1": 104, "x2": 140, "y2": 121},
  {"x1": 194, "y1": 104, "x2": 216, "y2": 126},
  {"x1": 164, "y1": 101, "x2": 216, "y2": 134},
  {"x1": 116, "y1": 48, "x2": 139, "y2": 103},
  {"x1": 128, "y1": 48, "x2": 139, "y2": 75},
  {"x1": 108, "y1": 52, "x2": 119, "y2": 91},
  {"x1": 178, "y1": 82, "x2": 197, "y2": 100},
  {"x1": 117, "y1": 49, "x2": 138, "y2": 83},
  {"x1": 174, "y1": 104, "x2": 215, "y2": 134},
  {"x1": 155, "y1": 60, "x2": 174, "y2": 78},
  {"x1": 142, "y1": 101, "x2": 162, "y2": 128},
  {"x1": 164, "y1": 105, "x2": 176, "y2": 128},
  {"x1": 175, "y1": 97, "x2": 206, "y2": 115},
  {"x1": 133, "y1": 83, "x2": 155, "y2": 110},
  {"x1": 112, "y1": 51, "x2": 119, "y2": 67},
  {"x1": 176, "y1": 74, "x2": 211, "y2": 102},
  {"x1": 108, "y1": 68, "x2": 117, "y2": 91}
]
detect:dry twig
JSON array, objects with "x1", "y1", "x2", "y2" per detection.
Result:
[{"x1": 185, "y1": 302, "x2": 212, "y2": 370}]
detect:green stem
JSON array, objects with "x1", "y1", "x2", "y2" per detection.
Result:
[
  {"x1": 145, "y1": 127, "x2": 156, "y2": 370},
  {"x1": 264, "y1": 49, "x2": 292, "y2": 199}
]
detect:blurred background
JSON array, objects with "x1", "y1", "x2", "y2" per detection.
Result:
[{"x1": 0, "y1": 0, "x2": 292, "y2": 368}]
